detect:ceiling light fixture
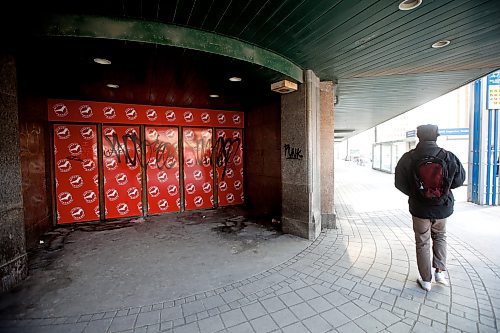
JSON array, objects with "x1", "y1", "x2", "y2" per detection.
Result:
[
  {"x1": 398, "y1": 0, "x2": 422, "y2": 10},
  {"x1": 209, "y1": 94, "x2": 219, "y2": 98},
  {"x1": 94, "y1": 57, "x2": 112, "y2": 65},
  {"x1": 431, "y1": 40, "x2": 451, "y2": 48},
  {"x1": 106, "y1": 83, "x2": 119, "y2": 89},
  {"x1": 229, "y1": 77, "x2": 242, "y2": 82}
]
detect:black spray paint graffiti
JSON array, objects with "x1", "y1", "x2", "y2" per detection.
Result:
[
  {"x1": 184, "y1": 137, "x2": 212, "y2": 166},
  {"x1": 214, "y1": 137, "x2": 241, "y2": 179},
  {"x1": 284, "y1": 144, "x2": 303, "y2": 160},
  {"x1": 145, "y1": 134, "x2": 178, "y2": 170}
]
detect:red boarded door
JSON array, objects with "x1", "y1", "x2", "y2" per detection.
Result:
[
  {"x1": 53, "y1": 124, "x2": 100, "y2": 224},
  {"x1": 102, "y1": 126, "x2": 143, "y2": 219},
  {"x1": 215, "y1": 129, "x2": 244, "y2": 206},
  {"x1": 145, "y1": 127, "x2": 180, "y2": 213},
  {"x1": 183, "y1": 128, "x2": 214, "y2": 210}
]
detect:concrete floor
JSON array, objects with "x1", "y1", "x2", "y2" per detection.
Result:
[{"x1": 0, "y1": 160, "x2": 499, "y2": 333}]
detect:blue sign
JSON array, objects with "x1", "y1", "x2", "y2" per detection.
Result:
[
  {"x1": 487, "y1": 71, "x2": 500, "y2": 110},
  {"x1": 439, "y1": 128, "x2": 469, "y2": 136}
]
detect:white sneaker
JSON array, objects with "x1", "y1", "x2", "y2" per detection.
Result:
[
  {"x1": 417, "y1": 277, "x2": 431, "y2": 291},
  {"x1": 435, "y1": 271, "x2": 448, "y2": 286}
]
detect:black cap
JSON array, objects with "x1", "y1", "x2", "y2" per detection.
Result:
[{"x1": 417, "y1": 124, "x2": 440, "y2": 141}]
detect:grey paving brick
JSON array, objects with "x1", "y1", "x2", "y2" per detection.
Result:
[
  {"x1": 282, "y1": 321, "x2": 309, "y2": 333},
  {"x1": 320, "y1": 308, "x2": 350, "y2": 328},
  {"x1": 386, "y1": 321, "x2": 412, "y2": 333},
  {"x1": 221, "y1": 309, "x2": 247, "y2": 328},
  {"x1": 295, "y1": 286, "x2": 321, "y2": 301},
  {"x1": 357, "y1": 314, "x2": 386, "y2": 331},
  {"x1": 109, "y1": 314, "x2": 138, "y2": 333},
  {"x1": 134, "y1": 327, "x2": 147, "y2": 333},
  {"x1": 226, "y1": 322, "x2": 254, "y2": 333},
  {"x1": 373, "y1": 290, "x2": 397, "y2": 305},
  {"x1": 185, "y1": 315, "x2": 197, "y2": 324},
  {"x1": 136, "y1": 310, "x2": 161, "y2": 328},
  {"x1": 337, "y1": 321, "x2": 365, "y2": 333},
  {"x1": 337, "y1": 301, "x2": 366, "y2": 320},
  {"x1": 250, "y1": 315, "x2": 278, "y2": 333},
  {"x1": 395, "y1": 297, "x2": 421, "y2": 314},
  {"x1": 289, "y1": 302, "x2": 317, "y2": 320},
  {"x1": 279, "y1": 292, "x2": 303, "y2": 307},
  {"x1": 303, "y1": 314, "x2": 332, "y2": 333},
  {"x1": 353, "y1": 283, "x2": 375, "y2": 298},
  {"x1": 412, "y1": 322, "x2": 442, "y2": 333},
  {"x1": 240, "y1": 302, "x2": 266, "y2": 321},
  {"x1": 447, "y1": 313, "x2": 479, "y2": 332},
  {"x1": 260, "y1": 297, "x2": 286, "y2": 313},
  {"x1": 172, "y1": 322, "x2": 200, "y2": 333},
  {"x1": 146, "y1": 323, "x2": 161, "y2": 333},
  {"x1": 370, "y1": 308, "x2": 401, "y2": 326},
  {"x1": 323, "y1": 291, "x2": 349, "y2": 307},
  {"x1": 161, "y1": 307, "x2": 183, "y2": 322},
  {"x1": 197, "y1": 315, "x2": 224, "y2": 333},
  {"x1": 182, "y1": 301, "x2": 206, "y2": 316},
  {"x1": 220, "y1": 289, "x2": 245, "y2": 304},
  {"x1": 270, "y1": 308, "x2": 298, "y2": 328},
  {"x1": 307, "y1": 296, "x2": 334, "y2": 313},
  {"x1": 83, "y1": 318, "x2": 113, "y2": 333}
]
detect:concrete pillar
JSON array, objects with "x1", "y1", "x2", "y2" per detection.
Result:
[
  {"x1": 281, "y1": 70, "x2": 322, "y2": 240},
  {"x1": 320, "y1": 82, "x2": 336, "y2": 229},
  {"x1": 0, "y1": 53, "x2": 28, "y2": 292}
]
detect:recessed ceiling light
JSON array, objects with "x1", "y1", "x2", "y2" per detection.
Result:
[
  {"x1": 431, "y1": 40, "x2": 451, "y2": 48},
  {"x1": 398, "y1": 0, "x2": 422, "y2": 10},
  {"x1": 94, "y1": 57, "x2": 111, "y2": 65},
  {"x1": 106, "y1": 83, "x2": 119, "y2": 89},
  {"x1": 229, "y1": 77, "x2": 242, "y2": 82},
  {"x1": 209, "y1": 94, "x2": 219, "y2": 98}
]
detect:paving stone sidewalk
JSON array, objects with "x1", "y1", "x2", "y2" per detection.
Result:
[{"x1": 1, "y1": 163, "x2": 499, "y2": 333}]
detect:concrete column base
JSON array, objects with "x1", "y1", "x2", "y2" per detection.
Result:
[{"x1": 321, "y1": 212, "x2": 337, "y2": 229}]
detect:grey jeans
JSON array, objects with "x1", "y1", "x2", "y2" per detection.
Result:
[{"x1": 412, "y1": 216, "x2": 447, "y2": 282}]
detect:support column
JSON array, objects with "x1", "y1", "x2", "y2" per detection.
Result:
[
  {"x1": 320, "y1": 82, "x2": 336, "y2": 229},
  {"x1": 281, "y1": 70, "x2": 321, "y2": 240},
  {"x1": 0, "y1": 53, "x2": 28, "y2": 292}
]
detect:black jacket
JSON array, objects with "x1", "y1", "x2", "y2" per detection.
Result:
[{"x1": 395, "y1": 141, "x2": 466, "y2": 219}]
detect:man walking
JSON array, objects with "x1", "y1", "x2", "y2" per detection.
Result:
[{"x1": 395, "y1": 124, "x2": 465, "y2": 291}]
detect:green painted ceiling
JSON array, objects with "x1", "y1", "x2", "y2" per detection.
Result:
[{"x1": 15, "y1": 0, "x2": 500, "y2": 136}]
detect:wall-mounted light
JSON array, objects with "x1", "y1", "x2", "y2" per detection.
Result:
[
  {"x1": 106, "y1": 83, "x2": 119, "y2": 89},
  {"x1": 94, "y1": 58, "x2": 112, "y2": 65},
  {"x1": 209, "y1": 94, "x2": 219, "y2": 98},
  {"x1": 229, "y1": 77, "x2": 242, "y2": 82},
  {"x1": 431, "y1": 40, "x2": 451, "y2": 48},
  {"x1": 398, "y1": 0, "x2": 422, "y2": 10},
  {"x1": 271, "y1": 80, "x2": 298, "y2": 94}
]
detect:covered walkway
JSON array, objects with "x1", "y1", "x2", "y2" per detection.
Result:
[{"x1": 1, "y1": 161, "x2": 499, "y2": 332}]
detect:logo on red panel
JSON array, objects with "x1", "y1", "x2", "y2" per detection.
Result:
[
  {"x1": 166, "y1": 156, "x2": 177, "y2": 169},
  {"x1": 116, "y1": 203, "x2": 129, "y2": 215},
  {"x1": 125, "y1": 108, "x2": 138, "y2": 120},
  {"x1": 127, "y1": 187, "x2": 140, "y2": 199},
  {"x1": 127, "y1": 161, "x2": 139, "y2": 170},
  {"x1": 157, "y1": 171, "x2": 168, "y2": 183},
  {"x1": 115, "y1": 173, "x2": 128, "y2": 185},
  {"x1": 158, "y1": 199, "x2": 169, "y2": 211},
  {"x1": 165, "y1": 110, "x2": 176, "y2": 122},
  {"x1": 147, "y1": 129, "x2": 159, "y2": 140},
  {"x1": 149, "y1": 186, "x2": 160, "y2": 197},
  {"x1": 80, "y1": 127, "x2": 95, "y2": 140},
  {"x1": 58, "y1": 192, "x2": 73, "y2": 205},
  {"x1": 184, "y1": 129, "x2": 194, "y2": 140},
  {"x1": 202, "y1": 156, "x2": 211, "y2": 167},
  {"x1": 125, "y1": 128, "x2": 138, "y2": 136},
  {"x1": 69, "y1": 175, "x2": 84, "y2": 188},
  {"x1": 234, "y1": 180, "x2": 242, "y2": 190},
  {"x1": 185, "y1": 157, "x2": 195, "y2": 168},
  {"x1": 106, "y1": 188, "x2": 119, "y2": 201},
  {"x1": 105, "y1": 158, "x2": 118, "y2": 171},
  {"x1": 193, "y1": 170, "x2": 203, "y2": 181},
  {"x1": 186, "y1": 183, "x2": 196, "y2": 195},
  {"x1": 217, "y1": 114, "x2": 226, "y2": 124},
  {"x1": 217, "y1": 131, "x2": 226, "y2": 138},
  {"x1": 232, "y1": 114, "x2": 241, "y2": 125},
  {"x1": 103, "y1": 106, "x2": 116, "y2": 119},
  {"x1": 93, "y1": 175, "x2": 99, "y2": 186},
  {"x1": 201, "y1": 112, "x2": 211, "y2": 123},
  {"x1": 194, "y1": 196, "x2": 204, "y2": 207},
  {"x1": 94, "y1": 206, "x2": 108, "y2": 217},
  {"x1": 79, "y1": 105, "x2": 93, "y2": 118},
  {"x1": 201, "y1": 130, "x2": 211, "y2": 140},
  {"x1": 167, "y1": 184, "x2": 178, "y2": 196},
  {"x1": 55, "y1": 126, "x2": 71, "y2": 139},
  {"x1": 219, "y1": 181, "x2": 228, "y2": 192},
  {"x1": 175, "y1": 171, "x2": 180, "y2": 181},
  {"x1": 165, "y1": 129, "x2": 176, "y2": 139},
  {"x1": 136, "y1": 173, "x2": 142, "y2": 184},
  {"x1": 148, "y1": 157, "x2": 158, "y2": 170},
  {"x1": 226, "y1": 193, "x2": 235, "y2": 203},
  {"x1": 92, "y1": 143, "x2": 99, "y2": 156},
  {"x1": 183, "y1": 111, "x2": 194, "y2": 123},
  {"x1": 176, "y1": 198, "x2": 181, "y2": 208},
  {"x1": 202, "y1": 182, "x2": 212, "y2": 193},
  {"x1": 83, "y1": 190, "x2": 97, "y2": 203},
  {"x1": 233, "y1": 131, "x2": 241, "y2": 139},
  {"x1": 233, "y1": 156, "x2": 242, "y2": 166},
  {"x1": 225, "y1": 168, "x2": 234, "y2": 179},
  {"x1": 57, "y1": 159, "x2": 72, "y2": 172},
  {"x1": 137, "y1": 202, "x2": 143, "y2": 212},
  {"x1": 53, "y1": 103, "x2": 68, "y2": 117},
  {"x1": 146, "y1": 109, "x2": 158, "y2": 121},
  {"x1": 210, "y1": 195, "x2": 215, "y2": 205},
  {"x1": 104, "y1": 127, "x2": 116, "y2": 137},
  {"x1": 71, "y1": 207, "x2": 85, "y2": 220},
  {"x1": 68, "y1": 143, "x2": 83, "y2": 156}
]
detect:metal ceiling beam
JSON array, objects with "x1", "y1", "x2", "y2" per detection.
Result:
[{"x1": 38, "y1": 15, "x2": 303, "y2": 83}]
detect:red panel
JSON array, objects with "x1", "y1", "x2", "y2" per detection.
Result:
[
  {"x1": 183, "y1": 128, "x2": 214, "y2": 210},
  {"x1": 145, "y1": 127, "x2": 180, "y2": 213},
  {"x1": 102, "y1": 126, "x2": 143, "y2": 219},
  {"x1": 53, "y1": 124, "x2": 99, "y2": 224},
  {"x1": 48, "y1": 99, "x2": 244, "y2": 128},
  {"x1": 215, "y1": 129, "x2": 244, "y2": 206}
]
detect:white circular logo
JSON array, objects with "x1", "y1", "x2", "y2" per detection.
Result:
[
  {"x1": 184, "y1": 129, "x2": 194, "y2": 140},
  {"x1": 146, "y1": 109, "x2": 158, "y2": 121},
  {"x1": 106, "y1": 188, "x2": 119, "y2": 201},
  {"x1": 219, "y1": 181, "x2": 228, "y2": 192},
  {"x1": 194, "y1": 196, "x2": 204, "y2": 207},
  {"x1": 234, "y1": 180, "x2": 242, "y2": 190},
  {"x1": 148, "y1": 157, "x2": 158, "y2": 170},
  {"x1": 127, "y1": 187, "x2": 140, "y2": 199},
  {"x1": 69, "y1": 175, "x2": 84, "y2": 188},
  {"x1": 201, "y1": 112, "x2": 211, "y2": 123},
  {"x1": 116, "y1": 203, "x2": 129, "y2": 215},
  {"x1": 147, "y1": 129, "x2": 159, "y2": 140},
  {"x1": 68, "y1": 143, "x2": 83, "y2": 156},
  {"x1": 165, "y1": 129, "x2": 176, "y2": 138},
  {"x1": 225, "y1": 168, "x2": 234, "y2": 179},
  {"x1": 105, "y1": 158, "x2": 118, "y2": 171},
  {"x1": 157, "y1": 171, "x2": 168, "y2": 183},
  {"x1": 53, "y1": 103, "x2": 68, "y2": 117},
  {"x1": 103, "y1": 106, "x2": 116, "y2": 119},
  {"x1": 158, "y1": 199, "x2": 169, "y2": 211},
  {"x1": 80, "y1": 127, "x2": 95, "y2": 140},
  {"x1": 184, "y1": 111, "x2": 194, "y2": 122},
  {"x1": 186, "y1": 183, "x2": 196, "y2": 195},
  {"x1": 165, "y1": 110, "x2": 176, "y2": 121},
  {"x1": 57, "y1": 159, "x2": 72, "y2": 172},
  {"x1": 55, "y1": 126, "x2": 71, "y2": 139},
  {"x1": 104, "y1": 127, "x2": 116, "y2": 137},
  {"x1": 79, "y1": 105, "x2": 93, "y2": 118},
  {"x1": 233, "y1": 156, "x2": 242, "y2": 166},
  {"x1": 83, "y1": 190, "x2": 97, "y2": 203},
  {"x1": 186, "y1": 157, "x2": 195, "y2": 168},
  {"x1": 125, "y1": 108, "x2": 138, "y2": 120},
  {"x1": 226, "y1": 193, "x2": 235, "y2": 203},
  {"x1": 149, "y1": 186, "x2": 160, "y2": 197},
  {"x1": 71, "y1": 207, "x2": 85, "y2": 220},
  {"x1": 115, "y1": 173, "x2": 128, "y2": 185},
  {"x1": 58, "y1": 192, "x2": 73, "y2": 205},
  {"x1": 193, "y1": 170, "x2": 203, "y2": 181},
  {"x1": 202, "y1": 182, "x2": 212, "y2": 193},
  {"x1": 233, "y1": 131, "x2": 241, "y2": 139},
  {"x1": 217, "y1": 114, "x2": 226, "y2": 124},
  {"x1": 167, "y1": 184, "x2": 178, "y2": 196},
  {"x1": 232, "y1": 114, "x2": 241, "y2": 124}
]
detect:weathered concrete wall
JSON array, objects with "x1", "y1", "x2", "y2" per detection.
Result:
[
  {"x1": 320, "y1": 82, "x2": 336, "y2": 229},
  {"x1": 245, "y1": 96, "x2": 282, "y2": 218},
  {"x1": 281, "y1": 70, "x2": 322, "y2": 240},
  {"x1": 0, "y1": 53, "x2": 28, "y2": 292}
]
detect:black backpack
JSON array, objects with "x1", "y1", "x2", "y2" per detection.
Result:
[{"x1": 412, "y1": 149, "x2": 450, "y2": 202}]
